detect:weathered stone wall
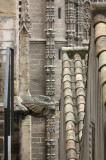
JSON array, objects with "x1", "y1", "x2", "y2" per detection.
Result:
[
  {"x1": 0, "y1": 0, "x2": 16, "y2": 58},
  {"x1": 28, "y1": 0, "x2": 66, "y2": 101},
  {"x1": 21, "y1": 115, "x2": 32, "y2": 160},
  {"x1": 55, "y1": 43, "x2": 65, "y2": 101},
  {"x1": 54, "y1": 0, "x2": 66, "y2": 41},
  {"x1": 0, "y1": 0, "x2": 17, "y2": 97},
  {"x1": 28, "y1": 1, "x2": 66, "y2": 160},
  {"x1": 54, "y1": 0, "x2": 66, "y2": 102},
  {"x1": 29, "y1": 0, "x2": 46, "y2": 96},
  {"x1": 31, "y1": 117, "x2": 46, "y2": 160},
  {"x1": 29, "y1": 0, "x2": 46, "y2": 40},
  {"x1": 29, "y1": 42, "x2": 46, "y2": 96}
]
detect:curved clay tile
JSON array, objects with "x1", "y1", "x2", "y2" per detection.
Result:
[{"x1": 63, "y1": 52, "x2": 87, "y2": 160}]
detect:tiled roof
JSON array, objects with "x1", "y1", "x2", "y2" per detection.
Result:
[{"x1": 62, "y1": 50, "x2": 88, "y2": 160}]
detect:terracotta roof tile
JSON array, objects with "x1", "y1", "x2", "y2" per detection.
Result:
[
  {"x1": 65, "y1": 104, "x2": 74, "y2": 114},
  {"x1": 64, "y1": 88, "x2": 73, "y2": 98},
  {"x1": 63, "y1": 61, "x2": 71, "y2": 69},
  {"x1": 64, "y1": 96, "x2": 73, "y2": 106},
  {"x1": 62, "y1": 50, "x2": 87, "y2": 160},
  {"x1": 67, "y1": 149, "x2": 77, "y2": 159},
  {"x1": 76, "y1": 81, "x2": 85, "y2": 89},
  {"x1": 66, "y1": 121, "x2": 75, "y2": 131},
  {"x1": 66, "y1": 130, "x2": 76, "y2": 141},
  {"x1": 63, "y1": 75, "x2": 71, "y2": 82},
  {"x1": 64, "y1": 81, "x2": 72, "y2": 90},
  {"x1": 65, "y1": 112, "x2": 75, "y2": 123},
  {"x1": 66, "y1": 140, "x2": 76, "y2": 151}
]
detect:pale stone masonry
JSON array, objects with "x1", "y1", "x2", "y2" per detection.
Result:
[
  {"x1": 31, "y1": 117, "x2": 46, "y2": 160},
  {"x1": 0, "y1": 1, "x2": 106, "y2": 160}
]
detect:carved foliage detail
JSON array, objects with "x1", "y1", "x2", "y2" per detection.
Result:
[
  {"x1": 65, "y1": 0, "x2": 103, "y2": 47},
  {"x1": 83, "y1": 1, "x2": 91, "y2": 41}
]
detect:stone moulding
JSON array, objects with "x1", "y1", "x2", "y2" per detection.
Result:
[
  {"x1": 65, "y1": 0, "x2": 92, "y2": 47},
  {"x1": 45, "y1": 0, "x2": 56, "y2": 97},
  {"x1": 45, "y1": 117, "x2": 55, "y2": 160},
  {"x1": 19, "y1": 0, "x2": 31, "y2": 37}
]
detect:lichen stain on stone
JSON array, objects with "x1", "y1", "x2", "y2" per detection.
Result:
[{"x1": 0, "y1": 11, "x2": 16, "y2": 16}]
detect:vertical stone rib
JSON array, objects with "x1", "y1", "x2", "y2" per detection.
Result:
[
  {"x1": 94, "y1": 14, "x2": 106, "y2": 106},
  {"x1": 73, "y1": 54, "x2": 86, "y2": 159},
  {"x1": 45, "y1": 0, "x2": 55, "y2": 97},
  {"x1": 65, "y1": 0, "x2": 76, "y2": 47},
  {"x1": 74, "y1": 54, "x2": 85, "y2": 142},
  {"x1": 46, "y1": 117, "x2": 55, "y2": 160},
  {"x1": 63, "y1": 53, "x2": 77, "y2": 160},
  {"x1": 19, "y1": 0, "x2": 31, "y2": 98}
]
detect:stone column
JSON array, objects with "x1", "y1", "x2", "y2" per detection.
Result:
[
  {"x1": 20, "y1": 115, "x2": 32, "y2": 160},
  {"x1": 94, "y1": 18, "x2": 106, "y2": 158},
  {"x1": 19, "y1": 0, "x2": 31, "y2": 98},
  {"x1": 94, "y1": 14, "x2": 106, "y2": 106}
]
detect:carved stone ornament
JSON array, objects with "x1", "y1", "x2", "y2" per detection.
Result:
[
  {"x1": 46, "y1": 117, "x2": 55, "y2": 160},
  {"x1": 45, "y1": 0, "x2": 56, "y2": 97},
  {"x1": 19, "y1": 0, "x2": 31, "y2": 37},
  {"x1": 65, "y1": 0, "x2": 104, "y2": 47}
]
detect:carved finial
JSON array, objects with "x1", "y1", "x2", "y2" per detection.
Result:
[{"x1": 19, "y1": 0, "x2": 31, "y2": 37}]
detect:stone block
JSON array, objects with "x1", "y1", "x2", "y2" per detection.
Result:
[
  {"x1": 31, "y1": 138, "x2": 40, "y2": 143},
  {"x1": 0, "y1": 0, "x2": 16, "y2": 16},
  {"x1": 32, "y1": 133, "x2": 46, "y2": 138},
  {"x1": 0, "y1": 17, "x2": 15, "y2": 29},
  {"x1": 0, "y1": 30, "x2": 15, "y2": 41}
]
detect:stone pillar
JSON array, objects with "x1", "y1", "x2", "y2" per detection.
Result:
[
  {"x1": 19, "y1": 0, "x2": 31, "y2": 98},
  {"x1": 65, "y1": 0, "x2": 76, "y2": 47},
  {"x1": 45, "y1": 0, "x2": 56, "y2": 98},
  {"x1": 20, "y1": 115, "x2": 32, "y2": 160},
  {"x1": 94, "y1": 14, "x2": 106, "y2": 106},
  {"x1": 19, "y1": 32, "x2": 30, "y2": 97},
  {"x1": 45, "y1": 117, "x2": 55, "y2": 160},
  {"x1": 93, "y1": 12, "x2": 106, "y2": 159}
]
